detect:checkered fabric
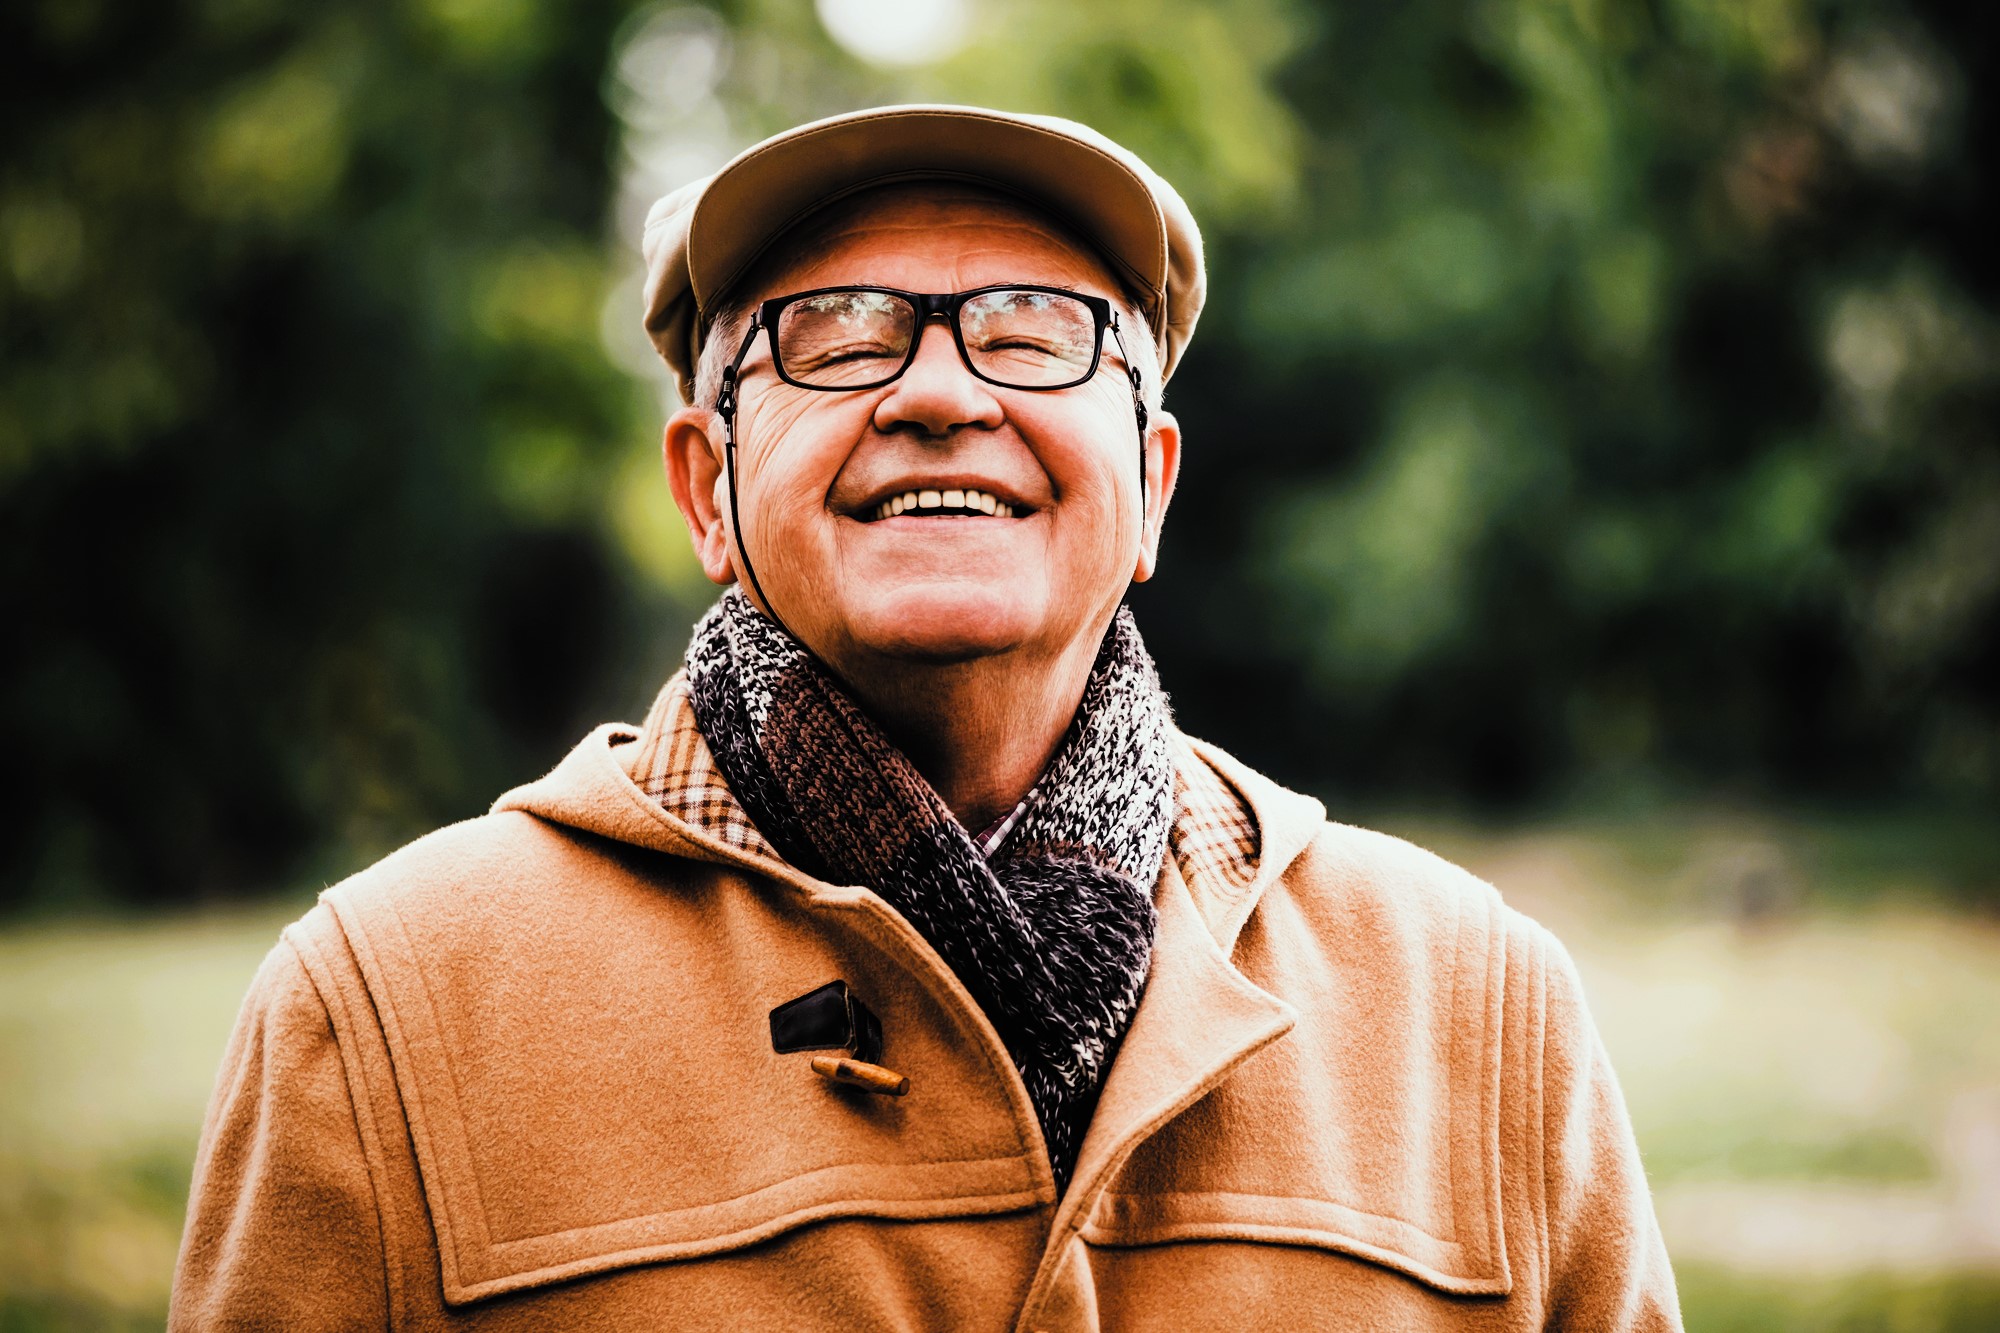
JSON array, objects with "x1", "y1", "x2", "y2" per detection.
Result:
[
  {"x1": 631, "y1": 673, "x2": 1261, "y2": 890},
  {"x1": 1169, "y1": 732, "x2": 1262, "y2": 893},
  {"x1": 633, "y1": 674, "x2": 778, "y2": 860}
]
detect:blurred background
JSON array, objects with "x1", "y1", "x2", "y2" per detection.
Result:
[{"x1": 2, "y1": 0, "x2": 1996, "y2": 1326}]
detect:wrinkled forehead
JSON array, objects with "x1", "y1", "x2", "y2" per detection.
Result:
[{"x1": 730, "y1": 181, "x2": 1138, "y2": 310}]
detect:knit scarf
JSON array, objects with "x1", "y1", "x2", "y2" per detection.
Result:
[{"x1": 684, "y1": 587, "x2": 1175, "y2": 1190}]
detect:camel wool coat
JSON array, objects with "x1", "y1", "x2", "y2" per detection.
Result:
[{"x1": 171, "y1": 723, "x2": 1681, "y2": 1331}]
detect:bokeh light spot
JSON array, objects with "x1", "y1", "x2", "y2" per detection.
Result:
[{"x1": 814, "y1": 0, "x2": 970, "y2": 68}]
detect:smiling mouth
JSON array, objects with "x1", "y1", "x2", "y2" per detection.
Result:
[{"x1": 866, "y1": 487, "x2": 1020, "y2": 521}]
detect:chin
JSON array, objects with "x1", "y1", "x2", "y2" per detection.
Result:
[{"x1": 839, "y1": 584, "x2": 1040, "y2": 664}]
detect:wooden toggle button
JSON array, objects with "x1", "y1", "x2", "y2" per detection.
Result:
[{"x1": 810, "y1": 1055, "x2": 910, "y2": 1097}]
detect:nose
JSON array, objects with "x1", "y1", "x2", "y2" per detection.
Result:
[{"x1": 872, "y1": 316, "x2": 1005, "y2": 438}]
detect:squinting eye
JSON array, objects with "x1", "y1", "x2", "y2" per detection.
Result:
[
  {"x1": 977, "y1": 333, "x2": 1072, "y2": 355},
  {"x1": 775, "y1": 290, "x2": 917, "y2": 382},
  {"x1": 797, "y1": 340, "x2": 899, "y2": 365}
]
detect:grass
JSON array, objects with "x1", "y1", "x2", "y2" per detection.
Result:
[
  {"x1": 2, "y1": 813, "x2": 1997, "y2": 1328},
  {"x1": 0, "y1": 900, "x2": 306, "y2": 1329},
  {"x1": 1677, "y1": 1266, "x2": 2000, "y2": 1332}
]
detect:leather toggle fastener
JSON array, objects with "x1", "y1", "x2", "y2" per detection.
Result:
[{"x1": 769, "y1": 980, "x2": 908, "y2": 1097}]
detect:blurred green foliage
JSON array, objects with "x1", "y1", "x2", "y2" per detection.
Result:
[
  {"x1": 2, "y1": 0, "x2": 680, "y2": 909},
  {"x1": 3, "y1": 0, "x2": 1994, "y2": 911}
]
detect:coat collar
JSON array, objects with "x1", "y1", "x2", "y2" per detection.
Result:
[{"x1": 495, "y1": 689, "x2": 1330, "y2": 924}]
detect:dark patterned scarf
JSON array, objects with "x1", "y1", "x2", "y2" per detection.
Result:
[{"x1": 684, "y1": 587, "x2": 1175, "y2": 1191}]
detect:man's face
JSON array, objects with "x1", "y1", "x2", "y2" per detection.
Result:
[{"x1": 668, "y1": 185, "x2": 1179, "y2": 674}]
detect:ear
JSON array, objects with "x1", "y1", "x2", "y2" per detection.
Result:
[
  {"x1": 1132, "y1": 408, "x2": 1182, "y2": 583},
  {"x1": 663, "y1": 406, "x2": 738, "y2": 586}
]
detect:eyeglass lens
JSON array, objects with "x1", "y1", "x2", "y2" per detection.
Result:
[{"x1": 773, "y1": 289, "x2": 1100, "y2": 390}]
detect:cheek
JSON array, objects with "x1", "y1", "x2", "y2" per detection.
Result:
[
  {"x1": 1025, "y1": 403, "x2": 1144, "y2": 550},
  {"x1": 736, "y1": 396, "x2": 847, "y2": 529}
]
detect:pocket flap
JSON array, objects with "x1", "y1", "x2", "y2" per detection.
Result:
[{"x1": 1080, "y1": 1189, "x2": 1509, "y2": 1297}]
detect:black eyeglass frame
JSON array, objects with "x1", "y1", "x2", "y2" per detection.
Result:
[
  {"x1": 734, "y1": 284, "x2": 1124, "y2": 396},
  {"x1": 709, "y1": 283, "x2": 1153, "y2": 641}
]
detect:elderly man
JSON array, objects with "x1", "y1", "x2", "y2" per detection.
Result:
[{"x1": 172, "y1": 106, "x2": 1679, "y2": 1330}]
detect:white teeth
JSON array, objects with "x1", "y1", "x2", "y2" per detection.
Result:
[{"x1": 868, "y1": 487, "x2": 1022, "y2": 520}]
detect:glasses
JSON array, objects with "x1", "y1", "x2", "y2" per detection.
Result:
[{"x1": 716, "y1": 285, "x2": 1139, "y2": 414}]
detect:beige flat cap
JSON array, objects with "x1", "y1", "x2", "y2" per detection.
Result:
[{"x1": 642, "y1": 104, "x2": 1206, "y2": 405}]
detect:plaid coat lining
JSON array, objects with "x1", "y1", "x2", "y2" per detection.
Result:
[{"x1": 630, "y1": 674, "x2": 1261, "y2": 892}]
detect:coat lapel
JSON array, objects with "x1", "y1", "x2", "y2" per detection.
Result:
[
  {"x1": 1068, "y1": 858, "x2": 1298, "y2": 1196},
  {"x1": 1016, "y1": 854, "x2": 1298, "y2": 1325},
  {"x1": 1048, "y1": 733, "x2": 1326, "y2": 1211}
]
